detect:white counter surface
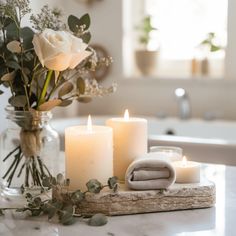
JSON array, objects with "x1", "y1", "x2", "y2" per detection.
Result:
[{"x1": 0, "y1": 163, "x2": 234, "y2": 236}]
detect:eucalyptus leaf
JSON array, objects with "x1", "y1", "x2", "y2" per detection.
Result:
[
  {"x1": 59, "y1": 100, "x2": 73, "y2": 107},
  {"x1": 86, "y1": 179, "x2": 103, "y2": 193},
  {"x1": 71, "y1": 190, "x2": 84, "y2": 204},
  {"x1": 47, "y1": 206, "x2": 57, "y2": 220},
  {"x1": 88, "y1": 213, "x2": 108, "y2": 226},
  {"x1": 7, "y1": 41, "x2": 21, "y2": 53},
  {"x1": 60, "y1": 211, "x2": 75, "y2": 225},
  {"x1": 68, "y1": 14, "x2": 90, "y2": 33},
  {"x1": 80, "y1": 31, "x2": 91, "y2": 44},
  {"x1": 3, "y1": 17, "x2": 14, "y2": 27},
  {"x1": 42, "y1": 177, "x2": 52, "y2": 188},
  {"x1": 25, "y1": 193, "x2": 33, "y2": 199},
  {"x1": 33, "y1": 197, "x2": 42, "y2": 207},
  {"x1": 31, "y1": 209, "x2": 42, "y2": 217},
  {"x1": 63, "y1": 205, "x2": 73, "y2": 214},
  {"x1": 77, "y1": 97, "x2": 92, "y2": 103},
  {"x1": 76, "y1": 77, "x2": 85, "y2": 94},
  {"x1": 9, "y1": 95, "x2": 27, "y2": 107},
  {"x1": 68, "y1": 15, "x2": 80, "y2": 33},
  {"x1": 1, "y1": 71, "x2": 15, "y2": 82},
  {"x1": 38, "y1": 99, "x2": 62, "y2": 111},
  {"x1": 56, "y1": 173, "x2": 64, "y2": 185},
  {"x1": 6, "y1": 61, "x2": 20, "y2": 70},
  {"x1": 6, "y1": 22, "x2": 18, "y2": 40},
  {"x1": 58, "y1": 82, "x2": 74, "y2": 97},
  {"x1": 107, "y1": 176, "x2": 118, "y2": 190},
  {"x1": 20, "y1": 27, "x2": 34, "y2": 50},
  {"x1": 79, "y1": 14, "x2": 90, "y2": 31}
]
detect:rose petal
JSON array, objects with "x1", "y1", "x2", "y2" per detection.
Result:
[
  {"x1": 32, "y1": 35, "x2": 45, "y2": 67},
  {"x1": 69, "y1": 50, "x2": 92, "y2": 69},
  {"x1": 44, "y1": 53, "x2": 71, "y2": 71}
]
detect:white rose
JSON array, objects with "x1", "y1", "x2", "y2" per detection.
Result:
[{"x1": 32, "y1": 29, "x2": 92, "y2": 71}]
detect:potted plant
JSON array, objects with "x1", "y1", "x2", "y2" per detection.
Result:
[
  {"x1": 135, "y1": 15, "x2": 158, "y2": 76},
  {"x1": 199, "y1": 32, "x2": 223, "y2": 75}
]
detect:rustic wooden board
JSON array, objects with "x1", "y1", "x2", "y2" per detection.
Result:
[{"x1": 77, "y1": 180, "x2": 215, "y2": 216}]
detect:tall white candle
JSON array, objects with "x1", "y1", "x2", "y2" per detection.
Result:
[
  {"x1": 173, "y1": 156, "x2": 201, "y2": 183},
  {"x1": 106, "y1": 110, "x2": 147, "y2": 181},
  {"x1": 65, "y1": 115, "x2": 113, "y2": 191}
]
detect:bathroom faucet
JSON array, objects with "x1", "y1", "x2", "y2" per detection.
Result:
[{"x1": 174, "y1": 88, "x2": 191, "y2": 119}]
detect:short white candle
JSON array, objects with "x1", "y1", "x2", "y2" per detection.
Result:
[
  {"x1": 65, "y1": 115, "x2": 113, "y2": 191},
  {"x1": 173, "y1": 156, "x2": 201, "y2": 183},
  {"x1": 106, "y1": 109, "x2": 147, "y2": 181}
]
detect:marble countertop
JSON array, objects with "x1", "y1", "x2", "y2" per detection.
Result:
[{"x1": 0, "y1": 163, "x2": 234, "y2": 236}]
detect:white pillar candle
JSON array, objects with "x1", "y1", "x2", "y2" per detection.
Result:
[
  {"x1": 106, "y1": 110, "x2": 147, "y2": 181},
  {"x1": 173, "y1": 156, "x2": 201, "y2": 183},
  {"x1": 65, "y1": 115, "x2": 113, "y2": 191}
]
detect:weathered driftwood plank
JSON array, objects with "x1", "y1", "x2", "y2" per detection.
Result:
[{"x1": 76, "y1": 180, "x2": 215, "y2": 216}]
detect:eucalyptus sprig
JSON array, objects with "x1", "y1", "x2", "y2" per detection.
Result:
[{"x1": 0, "y1": 174, "x2": 119, "y2": 226}]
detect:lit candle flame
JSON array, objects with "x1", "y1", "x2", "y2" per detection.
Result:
[
  {"x1": 87, "y1": 115, "x2": 92, "y2": 132},
  {"x1": 124, "y1": 109, "x2": 129, "y2": 121},
  {"x1": 182, "y1": 156, "x2": 187, "y2": 167}
]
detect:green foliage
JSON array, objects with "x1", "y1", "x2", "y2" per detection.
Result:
[
  {"x1": 8, "y1": 95, "x2": 27, "y2": 107},
  {"x1": 0, "y1": 174, "x2": 119, "y2": 226},
  {"x1": 68, "y1": 14, "x2": 90, "y2": 34},
  {"x1": 136, "y1": 15, "x2": 157, "y2": 47},
  {"x1": 200, "y1": 32, "x2": 222, "y2": 52},
  {"x1": 88, "y1": 213, "x2": 108, "y2": 226},
  {"x1": 76, "y1": 77, "x2": 86, "y2": 94},
  {"x1": 86, "y1": 179, "x2": 103, "y2": 193},
  {"x1": 58, "y1": 82, "x2": 74, "y2": 98},
  {"x1": 108, "y1": 176, "x2": 118, "y2": 192}
]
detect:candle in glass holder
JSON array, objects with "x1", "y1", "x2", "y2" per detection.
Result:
[
  {"x1": 149, "y1": 146, "x2": 182, "y2": 162},
  {"x1": 173, "y1": 156, "x2": 201, "y2": 183},
  {"x1": 65, "y1": 115, "x2": 113, "y2": 191},
  {"x1": 106, "y1": 110, "x2": 147, "y2": 181}
]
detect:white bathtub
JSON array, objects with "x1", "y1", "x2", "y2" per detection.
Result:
[{"x1": 52, "y1": 116, "x2": 236, "y2": 165}]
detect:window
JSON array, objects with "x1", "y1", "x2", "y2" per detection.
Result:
[{"x1": 123, "y1": 0, "x2": 228, "y2": 78}]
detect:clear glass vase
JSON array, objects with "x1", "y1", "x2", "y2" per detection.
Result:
[{"x1": 0, "y1": 106, "x2": 60, "y2": 196}]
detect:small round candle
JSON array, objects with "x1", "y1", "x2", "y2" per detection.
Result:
[
  {"x1": 65, "y1": 115, "x2": 113, "y2": 191},
  {"x1": 106, "y1": 109, "x2": 147, "y2": 181},
  {"x1": 173, "y1": 156, "x2": 201, "y2": 183}
]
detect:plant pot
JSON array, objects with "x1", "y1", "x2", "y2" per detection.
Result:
[
  {"x1": 0, "y1": 107, "x2": 61, "y2": 196},
  {"x1": 135, "y1": 50, "x2": 158, "y2": 76}
]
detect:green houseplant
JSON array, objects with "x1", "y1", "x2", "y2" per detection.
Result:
[
  {"x1": 135, "y1": 15, "x2": 158, "y2": 76},
  {"x1": 199, "y1": 32, "x2": 223, "y2": 75}
]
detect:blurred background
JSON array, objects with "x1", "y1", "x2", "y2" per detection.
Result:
[{"x1": 1, "y1": 0, "x2": 236, "y2": 128}]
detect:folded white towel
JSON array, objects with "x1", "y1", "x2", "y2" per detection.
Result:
[{"x1": 125, "y1": 158, "x2": 176, "y2": 190}]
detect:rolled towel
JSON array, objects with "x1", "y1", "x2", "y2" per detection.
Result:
[{"x1": 125, "y1": 158, "x2": 176, "y2": 190}]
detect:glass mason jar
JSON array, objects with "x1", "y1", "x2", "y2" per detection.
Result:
[{"x1": 0, "y1": 106, "x2": 60, "y2": 196}]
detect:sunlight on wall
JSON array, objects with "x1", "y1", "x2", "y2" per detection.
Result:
[{"x1": 145, "y1": 0, "x2": 228, "y2": 60}]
